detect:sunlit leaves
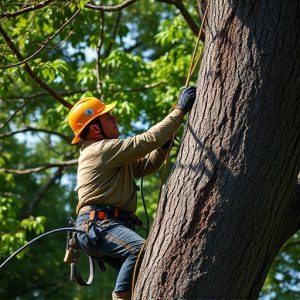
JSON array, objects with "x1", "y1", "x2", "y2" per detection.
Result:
[
  {"x1": 0, "y1": 194, "x2": 45, "y2": 259},
  {"x1": 31, "y1": 59, "x2": 70, "y2": 83},
  {"x1": 77, "y1": 66, "x2": 95, "y2": 85},
  {"x1": 155, "y1": 16, "x2": 187, "y2": 46},
  {"x1": 20, "y1": 216, "x2": 46, "y2": 235}
]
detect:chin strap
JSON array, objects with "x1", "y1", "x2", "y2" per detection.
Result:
[{"x1": 97, "y1": 118, "x2": 109, "y2": 139}]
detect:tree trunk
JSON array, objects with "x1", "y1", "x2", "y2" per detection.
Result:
[{"x1": 135, "y1": 0, "x2": 300, "y2": 299}]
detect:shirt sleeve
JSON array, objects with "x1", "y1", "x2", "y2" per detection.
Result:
[
  {"x1": 131, "y1": 148, "x2": 169, "y2": 177},
  {"x1": 102, "y1": 109, "x2": 183, "y2": 168}
]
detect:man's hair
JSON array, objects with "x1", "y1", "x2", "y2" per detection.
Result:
[{"x1": 79, "y1": 117, "x2": 101, "y2": 140}]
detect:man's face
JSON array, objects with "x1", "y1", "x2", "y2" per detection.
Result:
[{"x1": 99, "y1": 112, "x2": 119, "y2": 139}]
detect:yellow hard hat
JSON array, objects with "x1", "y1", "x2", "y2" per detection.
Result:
[{"x1": 68, "y1": 97, "x2": 116, "y2": 144}]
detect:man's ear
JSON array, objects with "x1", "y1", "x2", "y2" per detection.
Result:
[{"x1": 90, "y1": 123, "x2": 101, "y2": 134}]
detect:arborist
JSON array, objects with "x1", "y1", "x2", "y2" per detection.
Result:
[{"x1": 67, "y1": 86, "x2": 196, "y2": 300}]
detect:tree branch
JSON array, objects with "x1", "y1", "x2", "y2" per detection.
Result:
[
  {"x1": 122, "y1": 80, "x2": 167, "y2": 92},
  {"x1": 22, "y1": 167, "x2": 64, "y2": 218},
  {"x1": 157, "y1": 0, "x2": 202, "y2": 39},
  {"x1": 0, "y1": 9, "x2": 80, "y2": 69},
  {"x1": 0, "y1": 159, "x2": 78, "y2": 174},
  {"x1": 174, "y1": 0, "x2": 202, "y2": 38},
  {"x1": 85, "y1": 0, "x2": 138, "y2": 12},
  {"x1": 0, "y1": 126, "x2": 71, "y2": 141},
  {"x1": 0, "y1": 25, "x2": 73, "y2": 109},
  {"x1": 41, "y1": 29, "x2": 74, "y2": 49},
  {"x1": 0, "y1": 98, "x2": 32, "y2": 131},
  {"x1": 104, "y1": 10, "x2": 122, "y2": 58},
  {"x1": 4, "y1": 89, "x2": 88, "y2": 100},
  {"x1": 0, "y1": 0, "x2": 56, "y2": 19}
]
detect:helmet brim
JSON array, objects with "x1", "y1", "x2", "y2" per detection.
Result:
[{"x1": 71, "y1": 102, "x2": 116, "y2": 144}]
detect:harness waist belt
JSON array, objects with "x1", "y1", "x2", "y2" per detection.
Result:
[
  {"x1": 77, "y1": 205, "x2": 142, "y2": 227},
  {"x1": 78, "y1": 205, "x2": 120, "y2": 219}
]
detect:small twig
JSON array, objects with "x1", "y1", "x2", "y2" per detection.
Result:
[
  {"x1": 0, "y1": 98, "x2": 32, "y2": 131},
  {"x1": 41, "y1": 30, "x2": 74, "y2": 49},
  {"x1": 0, "y1": 126, "x2": 71, "y2": 141},
  {"x1": 22, "y1": 167, "x2": 65, "y2": 217},
  {"x1": 0, "y1": 0, "x2": 56, "y2": 19},
  {"x1": 174, "y1": 0, "x2": 201, "y2": 38},
  {"x1": 104, "y1": 10, "x2": 122, "y2": 58},
  {"x1": 85, "y1": 0, "x2": 137, "y2": 12},
  {"x1": 4, "y1": 89, "x2": 88, "y2": 100},
  {"x1": 0, "y1": 159, "x2": 78, "y2": 174},
  {"x1": 0, "y1": 24, "x2": 73, "y2": 109},
  {"x1": 122, "y1": 80, "x2": 167, "y2": 92},
  {"x1": 0, "y1": 10, "x2": 80, "y2": 69},
  {"x1": 36, "y1": 132, "x2": 65, "y2": 156}
]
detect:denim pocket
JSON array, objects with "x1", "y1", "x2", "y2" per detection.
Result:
[
  {"x1": 76, "y1": 231, "x2": 103, "y2": 258},
  {"x1": 83, "y1": 219, "x2": 114, "y2": 246}
]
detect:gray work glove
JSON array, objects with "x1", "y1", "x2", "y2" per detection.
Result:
[{"x1": 176, "y1": 86, "x2": 197, "y2": 113}]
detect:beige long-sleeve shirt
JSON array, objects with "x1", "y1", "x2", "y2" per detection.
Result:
[{"x1": 76, "y1": 108, "x2": 183, "y2": 214}]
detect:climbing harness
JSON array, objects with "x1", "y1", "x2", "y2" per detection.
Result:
[
  {"x1": 0, "y1": 211, "x2": 144, "y2": 287},
  {"x1": 68, "y1": 204, "x2": 146, "y2": 286},
  {"x1": 64, "y1": 218, "x2": 98, "y2": 286},
  {"x1": 76, "y1": 204, "x2": 145, "y2": 232}
]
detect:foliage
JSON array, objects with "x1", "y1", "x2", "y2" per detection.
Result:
[
  {"x1": 0, "y1": 0, "x2": 298, "y2": 299},
  {"x1": 260, "y1": 233, "x2": 300, "y2": 299},
  {"x1": 0, "y1": 194, "x2": 46, "y2": 259}
]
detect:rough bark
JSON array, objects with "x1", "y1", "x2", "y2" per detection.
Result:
[{"x1": 135, "y1": 0, "x2": 300, "y2": 299}]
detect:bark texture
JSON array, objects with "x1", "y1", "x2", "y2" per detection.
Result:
[{"x1": 135, "y1": 0, "x2": 300, "y2": 299}]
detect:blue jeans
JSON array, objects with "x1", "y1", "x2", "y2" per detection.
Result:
[{"x1": 75, "y1": 214, "x2": 145, "y2": 292}]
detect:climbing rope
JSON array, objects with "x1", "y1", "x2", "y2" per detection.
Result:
[
  {"x1": 0, "y1": 227, "x2": 84, "y2": 269},
  {"x1": 131, "y1": 1, "x2": 210, "y2": 295},
  {"x1": 185, "y1": 0, "x2": 210, "y2": 87},
  {"x1": 158, "y1": 0, "x2": 210, "y2": 203},
  {"x1": 0, "y1": 226, "x2": 97, "y2": 286}
]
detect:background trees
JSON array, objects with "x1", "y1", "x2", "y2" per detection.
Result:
[{"x1": 0, "y1": 1, "x2": 299, "y2": 299}]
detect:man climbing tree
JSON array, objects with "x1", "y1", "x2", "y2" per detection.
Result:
[
  {"x1": 67, "y1": 88, "x2": 195, "y2": 300},
  {"x1": 134, "y1": 0, "x2": 300, "y2": 299}
]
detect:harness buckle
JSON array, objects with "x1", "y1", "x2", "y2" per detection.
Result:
[
  {"x1": 98, "y1": 210, "x2": 107, "y2": 220},
  {"x1": 89, "y1": 210, "x2": 96, "y2": 220},
  {"x1": 89, "y1": 209, "x2": 107, "y2": 220}
]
